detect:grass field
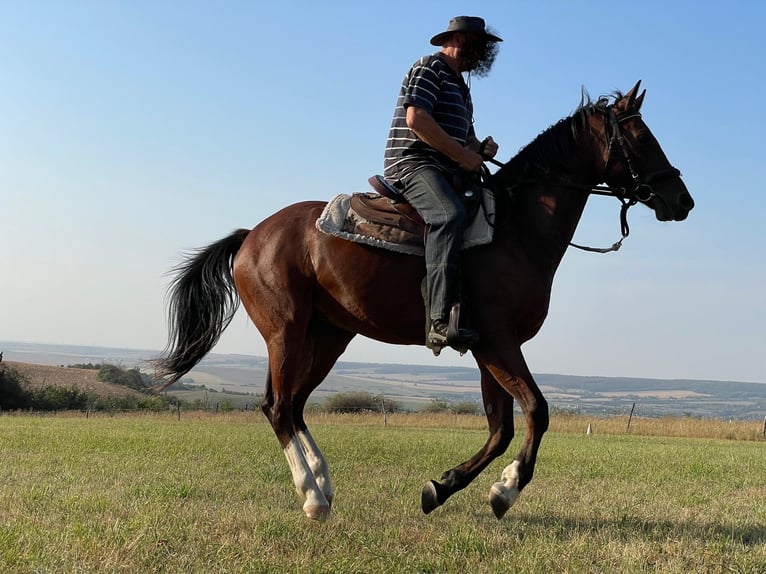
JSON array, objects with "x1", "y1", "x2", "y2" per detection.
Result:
[{"x1": 1, "y1": 412, "x2": 764, "y2": 573}]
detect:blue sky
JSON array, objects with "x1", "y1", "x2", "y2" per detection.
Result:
[{"x1": 1, "y1": 1, "x2": 764, "y2": 383}]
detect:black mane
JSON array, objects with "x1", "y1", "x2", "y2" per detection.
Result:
[{"x1": 496, "y1": 92, "x2": 618, "y2": 184}]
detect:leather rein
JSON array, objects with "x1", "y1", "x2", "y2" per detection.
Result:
[{"x1": 487, "y1": 104, "x2": 681, "y2": 254}]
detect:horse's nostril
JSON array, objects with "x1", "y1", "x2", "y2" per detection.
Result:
[{"x1": 680, "y1": 193, "x2": 695, "y2": 210}]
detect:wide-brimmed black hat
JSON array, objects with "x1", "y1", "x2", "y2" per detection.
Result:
[{"x1": 429, "y1": 16, "x2": 503, "y2": 46}]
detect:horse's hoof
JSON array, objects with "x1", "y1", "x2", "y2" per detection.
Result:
[
  {"x1": 488, "y1": 486, "x2": 511, "y2": 519},
  {"x1": 421, "y1": 480, "x2": 441, "y2": 514},
  {"x1": 488, "y1": 484, "x2": 519, "y2": 519},
  {"x1": 304, "y1": 504, "x2": 332, "y2": 521}
]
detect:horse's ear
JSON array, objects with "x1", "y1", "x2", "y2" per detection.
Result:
[
  {"x1": 626, "y1": 80, "x2": 642, "y2": 107},
  {"x1": 634, "y1": 89, "x2": 646, "y2": 111}
]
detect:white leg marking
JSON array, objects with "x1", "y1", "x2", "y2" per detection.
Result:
[
  {"x1": 283, "y1": 436, "x2": 330, "y2": 519},
  {"x1": 489, "y1": 460, "x2": 521, "y2": 515},
  {"x1": 296, "y1": 429, "x2": 334, "y2": 504}
]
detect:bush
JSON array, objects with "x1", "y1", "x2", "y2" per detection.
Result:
[
  {"x1": 97, "y1": 364, "x2": 152, "y2": 391},
  {"x1": 137, "y1": 395, "x2": 171, "y2": 412},
  {"x1": 452, "y1": 401, "x2": 481, "y2": 415},
  {"x1": 421, "y1": 398, "x2": 481, "y2": 415},
  {"x1": 97, "y1": 364, "x2": 122, "y2": 384},
  {"x1": 0, "y1": 365, "x2": 30, "y2": 410},
  {"x1": 422, "y1": 398, "x2": 451, "y2": 414},
  {"x1": 28, "y1": 386, "x2": 90, "y2": 411},
  {"x1": 324, "y1": 392, "x2": 401, "y2": 413}
]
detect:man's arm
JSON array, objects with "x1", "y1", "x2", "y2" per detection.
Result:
[{"x1": 406, "y1": 106, "x2": 485, "y2": 171}]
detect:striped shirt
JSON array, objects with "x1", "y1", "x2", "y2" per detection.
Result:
[{"x1": 384, "y1": 53, "x2": 475, "y2": 183}]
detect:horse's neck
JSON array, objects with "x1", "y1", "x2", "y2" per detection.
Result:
[
  {"x1": 498, "y1": 142, "x2": 603, "y2": 277},
  {"x1": 497, "y1": 113, "x2": 604, "y2": 276},
  {"x1": 513, "y1": 184, "x2": 590, "y2": 274}
]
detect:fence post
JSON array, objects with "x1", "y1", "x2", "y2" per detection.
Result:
[
  {"x1": 762, "y1": 415, "x2": 765, "y2": 438},
  {"x1": 381, "y1": 397, "x2": 387, "y2": 427},
  {"x1": 626, "y1": 402, "x2": 635, "y2": 432}
]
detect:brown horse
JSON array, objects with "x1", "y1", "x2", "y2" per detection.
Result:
[{"x1": 157, "y1": 82, "x2": 693, "y2": 520}]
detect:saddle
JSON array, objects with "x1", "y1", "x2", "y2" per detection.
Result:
[
  {"x1": 350, "y1": 176, "x2": 425, "y2": 236},
  {"x1": 347, "y1": 174, "x2": 489, "y2": 244}
]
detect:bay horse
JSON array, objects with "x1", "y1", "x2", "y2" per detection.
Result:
[{"x1": 157, "y1": 82, "x2": 693, "y2": 520}]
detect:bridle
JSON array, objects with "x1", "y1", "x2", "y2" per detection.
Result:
[
  {"x1": 602, "y1": 105, "x2": 681, "y2": 206},
  {"x1": 486, "y1": 102, "x2": 682, "y2": 254}
]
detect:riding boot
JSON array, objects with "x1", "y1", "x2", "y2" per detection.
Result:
[{"x1": 427, "y1": 303, "x2": 479, "y2": 354}]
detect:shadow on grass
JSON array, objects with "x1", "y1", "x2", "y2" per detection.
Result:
[{"x1": 515, "y1": 511, "x2": 766, "y2": 547}]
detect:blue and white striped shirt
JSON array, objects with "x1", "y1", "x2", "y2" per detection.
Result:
[{"x1": 384, "y1": 53, "x2": 475, "y2": 183}]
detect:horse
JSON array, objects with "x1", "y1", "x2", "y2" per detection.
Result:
[{"x1": 156, "y1": 81, "x2": 694, "y2": 520}]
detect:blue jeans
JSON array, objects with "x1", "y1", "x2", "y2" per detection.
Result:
[{"x1": 401, "y1": 167, "x2": 467, "y2": 322}]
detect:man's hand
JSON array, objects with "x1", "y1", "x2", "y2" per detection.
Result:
[
  {"x1": 479, "y1": 136, "x2": 499, "y2": 159},
  {"x1": 458, "y1": 148, "x2": 485, "y2": 172}
]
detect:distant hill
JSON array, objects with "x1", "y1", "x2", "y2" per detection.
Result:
[
  {"x1": 6, "y1": 361, "x2": 144, "y2": 399},
  {"x1": 1, "y1": 341, "x2": 764, "y2": 419}
]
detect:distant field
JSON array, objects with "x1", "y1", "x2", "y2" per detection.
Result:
[
  {"x1": 3, "y1": 342, "x2": 765, "y2": 419},
  {"x1": 1, "y1": 412, "x2": 764, "y2": 573}
]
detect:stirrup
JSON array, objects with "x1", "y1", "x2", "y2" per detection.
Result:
[
  {"x1": 446, "y1": 303, "x2": 479, "y2": 354},
  {"x1": 425, "y1": 304, "x2": 479, "y2": 356}
]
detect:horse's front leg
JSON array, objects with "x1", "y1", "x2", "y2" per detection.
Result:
[
  {"x1": 421, "y1": 362, "x2": 515, "y2": 514},
  {"x1": 479, "y1": 347, "x2": 549, "y2": 519}
]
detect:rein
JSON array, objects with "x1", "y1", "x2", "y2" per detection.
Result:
[
  {"x1": 486, "y1": 102, "x2": 681, "y2": 254},
  {"x1": 486, "y1": 156, "x2": 635, "y2": 253}
]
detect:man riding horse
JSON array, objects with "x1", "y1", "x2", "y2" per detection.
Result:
[{"x1": 383, "y1": 16, "x2": 502, "y2": 352}]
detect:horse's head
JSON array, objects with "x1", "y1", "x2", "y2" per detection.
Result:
[{"x1": 597, "y1": 81, "x2": 695, "y2": 221}]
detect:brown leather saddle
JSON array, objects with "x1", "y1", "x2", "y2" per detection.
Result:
[
  {"x1": 352, "y1": 175, "x2": 486, "y2": 241},
  {"x1": 349, "y1": 176, "x2": 426, "y2": 237}
]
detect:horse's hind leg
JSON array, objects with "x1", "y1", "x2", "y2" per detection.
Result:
[
  {"x1": 421, "y1": 362, "x2": 516, "y2": 514},
  {"x1": 292, "y1": 321, "x2": 355, "y2": 509},
  {"x1": 260, "y1": 321, "x2": 353, "y2": 520},
  {"x1": 262, "y1": 362, "x2": 328, "y2": 519}
]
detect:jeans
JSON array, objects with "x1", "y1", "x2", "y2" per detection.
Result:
[{"x1": 401, "y1": 167, "x2": 467, "y2": 322}]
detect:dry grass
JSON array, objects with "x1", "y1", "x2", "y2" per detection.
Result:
[{"x1": 305, "y1": 411, "x2": 766, "y2": 442}]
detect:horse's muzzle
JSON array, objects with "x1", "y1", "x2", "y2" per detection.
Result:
[{"x1": 652, "y1": 181, "x2": 695, "y2": 222}]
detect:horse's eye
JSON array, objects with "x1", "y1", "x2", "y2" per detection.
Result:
[{"x1": 636, "y1": 132, "x2": 652, "y2": 145}]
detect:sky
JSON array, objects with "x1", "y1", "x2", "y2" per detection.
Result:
[{"x1": 1, "y1": 1, "x2": 764, "y2": 384}]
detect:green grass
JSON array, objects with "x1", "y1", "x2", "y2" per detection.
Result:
[{"x1": 1, "y1": 412, "x2": 764, "y2": 573}]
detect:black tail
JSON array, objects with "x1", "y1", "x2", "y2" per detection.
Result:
[{"x1": 155, "y1": 229, "x2": 250, "y2": 390}]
